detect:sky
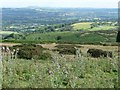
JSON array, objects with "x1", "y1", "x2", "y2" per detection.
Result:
[{"x1": 1, "y1": 0, "x2": 120, "y2": 8}]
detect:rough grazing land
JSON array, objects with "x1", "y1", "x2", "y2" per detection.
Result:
[{"x1": 1, "y1": 44, "x2": 119, "y2": 88}]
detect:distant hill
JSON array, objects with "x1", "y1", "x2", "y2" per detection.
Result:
[{"x1": 2, "y1": 8, "x2": 118, "y2": 26}]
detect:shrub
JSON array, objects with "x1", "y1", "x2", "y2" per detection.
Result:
[
  {"x1": 17, "y1": 47, "x2": 38, "y2": 59},
  {"x1": 56, "y1": 36, "x2": 62, "y2": 40},
  {"x1": 38, "y1": 53, "x2": 52, "y2": 60},
  {"x1": 55, "y1": 44, "x2": 82, "y2": 55},
  {"x1": 87, "y1": 48, "x2": 113, "y2": 58},
  {"x1": 12, "y1": 44, "x2": 49, "y2": 60},
  {"x1": 59, "y1": 48, "x2": 76, "y2": 55}
]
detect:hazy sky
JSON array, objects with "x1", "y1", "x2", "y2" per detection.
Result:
[{"x1": 1, "y1": 0, "x2": 120, "y2": 8}]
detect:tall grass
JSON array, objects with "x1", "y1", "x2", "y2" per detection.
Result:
[{"x1": 2, "y1": 51, "x2": 118, "y2": 88}]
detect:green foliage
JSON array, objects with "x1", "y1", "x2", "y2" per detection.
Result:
[
  {"x1": 11, "y1": 44, "x2": 51, "y2": 60},
  {"x1": 38, "y1": 52, "x2": 52, "y2": 60},
  {"x1": 59, "y1": 48, "x2": 76, "y2": 55},
  {"x1": 56, "y1": 36, "x2": 62, "y2": 40},
  {"x1": 2, "y1": 28, "x2": 117, "y2": 45},
  {"x1": 2, "y1": 52, "x2": 118, "y2": 88},
  {"x1": 23, "y1": 30, "x2": 116, "y2": 44},
  {"x1": 55, "y1": 44, "x2": 82, "y2": 55},
  {"x1": 3, "y1": 33, "x2": 24, "y2": 40}
]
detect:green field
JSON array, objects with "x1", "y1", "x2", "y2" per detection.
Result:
[
  {"x1": 90, "y1": 26, "x2": 117, "y2": 31},
  {"x1": 71, "y1": 22, "x2": 117, "y2": 31},
  {"x1": 0, "y1": 31, "x2": 18, "y2": 35},
  {"x1": 24, "y1": 30, "x2": 117, "y2": 44},
  {"x1": 2, "y1": 22, "x2": 118, "y2": 45},
  {"x1": 71, "y1": 22, "x2": 92, "y2": 30}
]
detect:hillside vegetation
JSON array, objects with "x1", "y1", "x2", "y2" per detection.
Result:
[
  {"x1": 2, "y1": 44, "x2": 118, "y2": 88},
  {"x1": 18, "y1": 30, "x2": 117, "y2": 44},
  {"x1": 1, "y1": 8, "x2": 119, "y2": 88}
]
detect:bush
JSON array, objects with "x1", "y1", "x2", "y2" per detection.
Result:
[
  {"x1": 12, "y1": 44, "x2": 51, "y2": 60},
  {"x1": 56, "y1": 36, "x2": 62, "y2": 40},
  {"x1": 11, "y1": 43, "x2": 43, "y2": 50},
  {"x1": 59, "y1": 48, "x2": 76, "y2": 55},
  {"x1": 55, "y1": 44, "x2": 82, "y2": 55},
  {"x1": 87, "y1": 48, "x2": 113, "y2": 58},
  {"x1": 38, "y1": 53, "x2": 52, "y2": 60},
  {"x1": 17, "y1": 47, "x2": 40, "y2": 59}
]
